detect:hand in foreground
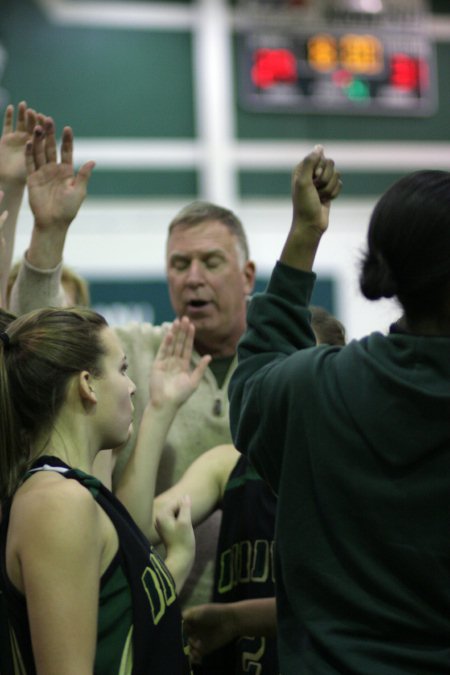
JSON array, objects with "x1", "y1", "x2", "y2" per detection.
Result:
[
  {"x1": 150, "y1": 316, "x2": 211, "y2": 409},
  {"x1": 154, "y1": 495, "x2": 195, "y2": 591},
  {"x1": 26, "y1": 118, "x2": 95, "y2": 229},
  {"x1": 0, "y1": 101, "x2": 43, "y2": 187},
  {"x1": 183, "y1": 603, "x2": 236, "y2": 664}
]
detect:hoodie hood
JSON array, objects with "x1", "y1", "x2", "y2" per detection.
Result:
[{"x1": 334, "y1": 331, "x2": 450, "y2": 468}]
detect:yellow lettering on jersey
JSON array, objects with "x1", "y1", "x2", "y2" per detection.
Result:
[
  {"x1": 218, "y1": 539, "x2": 274, "y2": 594},
  {"x1": 240, "y1": 636, "x2": 266, "y2": 674},
  {"x1": 141, "y1": 552, "x2": 177, "y2": 625}
]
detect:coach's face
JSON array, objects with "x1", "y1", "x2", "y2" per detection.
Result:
[{"x1": 166, "y1": 220, "x2": 255, "y2": 357}]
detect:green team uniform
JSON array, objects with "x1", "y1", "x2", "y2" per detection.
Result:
[
  {"x1": 229, "y1": 262, "x2": 450, "y2": 675},
  {"x1": 201, "y1": 454, "x2": 278, "y2": 674},
  {"x1": 0, "y1": 456, "x2": 191, "y2": 675}
]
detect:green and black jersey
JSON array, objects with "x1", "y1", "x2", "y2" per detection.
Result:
[
  {"x1": 201, "y1": 454, "x2": 278, "y2": 675},
  {"x1": 0, "y1": 456, "x2": 191, "y2": 675}
]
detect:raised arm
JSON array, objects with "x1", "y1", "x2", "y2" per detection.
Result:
[
  {"x1": 228, "y1": 147, "x2": 342, "y2": 492},
  {"x1": 9, "y1": 119, "x2": 95, "y2": 314},
  {"x1": 26, "y1": 119, "x2": 95, "y2": 269},
  {"x1": 115, "y1": 317, "x2": 211, "y2": 590},
  {"x1": 281, "y1": 145, "x2": 341, "y2": 272},
  {"x1": 115, "y1": 317, "x2": 211, "y2": 540},
  {"x1": 0, "y1": 102, "x2": 42, "y2": 307}
]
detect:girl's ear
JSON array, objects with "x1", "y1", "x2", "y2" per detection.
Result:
[{"x1": 79, "y1": 370, "x2": 97, "y2": 404}]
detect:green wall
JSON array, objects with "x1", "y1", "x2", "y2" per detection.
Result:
[{"x1": 0, "y1": 0, "x2": 448, "y2": 199}]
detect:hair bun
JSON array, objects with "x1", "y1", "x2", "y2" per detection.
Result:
[{"x1": 360, "y1": 251, "x2": 397, "y2": 300}]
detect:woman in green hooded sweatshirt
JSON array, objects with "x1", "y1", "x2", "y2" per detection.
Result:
[{"x1": 229, "y1": 146, "x2": 450, "y2": 675}]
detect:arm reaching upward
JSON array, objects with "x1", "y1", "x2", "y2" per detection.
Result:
[
  {"x1": 26, "y1": 119, "x2": 95, "y2": 269},
  {"x1": 281, "y1": 145, "x2": 342, "y2": 272},
  {"x1": 228, "y1": 147, "x2": 342, "y2": 493},
  {"x1": 9, "y1": 118, "x2": 95, "y2": 314},
  {"x1": 0, "y1": 102, "x2": 43, "y2": 307},
  {"x1": 115, "y1": 317, "x2": 211, "y2": 540}
]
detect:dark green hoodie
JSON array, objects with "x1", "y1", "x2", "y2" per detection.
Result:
[{"x1": 229, "y1": 261, "x2": 450, "y2": 675}]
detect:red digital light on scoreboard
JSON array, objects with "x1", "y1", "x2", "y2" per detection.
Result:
[
  {"x1": 251, "y1": 48, "x2": 297, "y2": 88},
  {"x1": 390, "y1": 53, "x2": 427, "y2": 91}
]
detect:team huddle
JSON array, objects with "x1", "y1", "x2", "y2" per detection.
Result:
[{"x1": 0, "y1": 102, "x2": 449, "y2": 675}]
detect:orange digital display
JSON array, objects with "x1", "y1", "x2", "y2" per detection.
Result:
[
  {"x1": 307, "y1": 34, "x2": 337, "y2": 72},
  {"x1": 307, "y1": 33, "x2": 383, "y2": 75},
  {"x1": 340, "y1": 34, "x2": 383, "y2": 74}
]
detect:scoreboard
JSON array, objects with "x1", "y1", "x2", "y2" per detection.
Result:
[{"x1": 238, "y1": 27, "x2": 437, "y2": 116}]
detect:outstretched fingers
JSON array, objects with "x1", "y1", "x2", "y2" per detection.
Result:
[
  {"x1": 24, "y1": 140, "x2": 35, "y2": 175},
  {"x1": 31, "y1": 126, "x2": 46, "y2": 169},
  {"x1": 157, "y1": 327, "x2": 174, "y2": 362},
  {"x1": 170, "y1": 316, "x2": 211, "y2": 380},
  {"x1": 15, "y1": 101, "x2": 27, "y2": 133},
  {"x1": 25, "y1": 108, "x2": 38, "y2": 135},
  {"x1": 1, "y1": 100, "x2": 39, "y2": 137},
  {"x1": 0, "y1": 100, "x2": 27, "y2": 136},
  {"x1": 25, "y1": 125, "x2": 47, "y2": 175},
  {"x1": 60, "y1": 126, "x2": 73, "y2": 166},
  {"x1": 173, "y1": 316, "x2": 194, "y2": 360},
  {"x1": 2, "y1": 104, "x2": 14, "y2": 136},
  {"x1": 162, "y1": 316, "x2": 194, "y2": 364},
  {"x1": 154, "y1": 317, "x2": 211, "y2": 397},
  {"x1": 191, "y1": 354, "x2": 212, "y2": 389},
  {"x1": 74, "y1": 160, "x2": 96, "y2": 191},
  {"x1": 43, "y1": 117, "x2": 57, "y2": 164}
]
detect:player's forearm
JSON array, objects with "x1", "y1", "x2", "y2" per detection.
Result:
[
  {"x1": 0, "y1": 183, "x2": 25, "y2": 303},
  {"x1": 115, "y1": 401, "x2": 179, "y2": 540},
  {"x1": 0, "y1": 182, "x2": 25, "y2": 236},
  {"x1": 164, "y1": 546, "x2": 194, "y2": 594},
  {"x1": 226, "y1": 598, "x2": 277, "y2": 638},
  {"x1": 280, "y1": 226, "x2": 323, "y2": 272},
  {"x1": 27, "y1": 221, "x2": 69, "y2": 269}
]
